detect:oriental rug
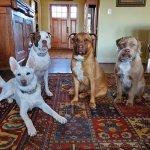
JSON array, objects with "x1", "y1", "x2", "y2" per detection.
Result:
[{"x1": 0, "y1": 73, "x2": 150, "y2": 150}]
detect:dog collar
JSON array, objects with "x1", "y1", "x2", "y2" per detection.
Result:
[
  {"x1": 20, "y1": 84, "x2": 38, "y2": 94},
  {"x1": 33, "y1": 46, "x2": 48, "y2": 57},
  {"x1": 37, "y1": 52, "x2": 47, "y2": 57}
]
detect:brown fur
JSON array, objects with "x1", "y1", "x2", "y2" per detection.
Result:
[
  {"x1": 114, "y1": 36, "x2": 145, "y2": 106},
  {"x1": 69, "y1": 32, "x2": 107, "y2": 108}
]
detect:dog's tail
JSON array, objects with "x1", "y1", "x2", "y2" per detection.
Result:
[{"x1": 0, "y1": 76, "x2": 5, "y2": 88}]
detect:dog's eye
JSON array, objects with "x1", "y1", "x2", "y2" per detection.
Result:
[
  {"x1": 120, "y1": 44, "x2": 125, "y2": 48},
  {"x1": 26, "y1": 72, "x2": 30, "y2": 75},
  {"x1": 84, "y1": 39, "x2": 89, "y2": 42},
  {"x1": 46, "y1": 36, "x2": 49, "y2": 38},
  {"x1": 130, "y1": 43, "x2": 136, "y2": 46},
  {"x1": 37, "y1": 35, "x2": 41, "y2": 40},
  {"x1": 17, "y1": 73, "x2": 21, "y2": 76}
]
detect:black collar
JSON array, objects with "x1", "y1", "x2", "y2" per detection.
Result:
[
  {"x1": 33, "y1": 46, "x2": 48, "y2": 57},
  {"x1": 20, "y1": 84, "x2": 37, "y2": 94}
]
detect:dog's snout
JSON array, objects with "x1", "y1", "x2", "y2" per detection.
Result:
[
  {"x1": 125, "y1": 49, "x2": 130, "y2": 53},
  {"x1": 79, "y1": 44, "x2": 83, "y2": 49},
  {"x1": 124, "y1": 49, "x2": 131, "y2": 55},
  {"x1": 21, "y1": 80, "x2": 27, "y2": 86}
]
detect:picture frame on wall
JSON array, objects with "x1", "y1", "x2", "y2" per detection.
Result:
[{"x1": 116, "y1": 0, "x2": 146, "y2": 7}]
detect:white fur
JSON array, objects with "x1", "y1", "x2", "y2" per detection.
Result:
[
  {"x1": 0, "y1": 77, "x2": 15, "y2": 103},
  {"x1": 1, "y1": 56, "x2": 67, "y2": 136},
  {"x1": 73, "y1": 55, "x2": 84, "y2": 81},
  {"x1": 29, "y1": 31, "x2": 53, "y2": 96},
  {"x1": 119, "y1": 61, "x2": 131, "y2": 87}
]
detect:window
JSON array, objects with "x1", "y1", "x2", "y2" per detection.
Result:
[
  {"x1": 51, "y1": 6, "x2": 67, "y2": 18},
  {"x1": 70, "y1": 6, "x2": 77, "y2": 18}
]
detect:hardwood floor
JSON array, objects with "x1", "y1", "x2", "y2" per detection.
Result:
[
  {"x1": 49, "y1": 59, "x2": 115, "y2": 73},
  {"x1": 49, "y1": 59, "x2": 72, "y2": 73}
]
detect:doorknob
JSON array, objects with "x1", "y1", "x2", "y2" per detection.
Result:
[{"x1": 66, "y1": 26, "x2": 69, "y2": 33}]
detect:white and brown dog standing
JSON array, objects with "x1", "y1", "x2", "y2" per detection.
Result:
[
  {"x1": 114, "y1": 36, "x2": 145, "y2": 106},
  {"x1": 69, "y1": 32, "x2": 108, "y2": 108},
  {"x1": 28, "y1": 31, "x2": 53, "y2": 96}
]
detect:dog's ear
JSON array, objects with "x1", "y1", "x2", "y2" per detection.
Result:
[
  {"x1": 116, "y1": 37, "x2": 122, "y2": 47},
  {"x1": 68, "y1": 33, "x2": 77, "y2": 40},
  {"x1": 47, "y1": 32, "x2": 53, "y2": 38},
  {"x1": 89, "y1": 33, "x2": 97, "y2": 40},
  {"x1": 28, "y1": 33, "x2": 35, "y2": 39},
  {"x1": 137, "y1": 40, "x2": 141, "y2": 53},
  {"x1": 9, "y1": 57, "x2": 20, "y2": 73},
  {"x1": 26, "y1": 56, "x2": 35, "y2": 70}
]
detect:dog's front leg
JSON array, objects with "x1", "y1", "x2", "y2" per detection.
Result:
[
  {"x1": 89, "y1": 77, "x2": 96, "y2": 109},
  {"x1": 71, "y1": 77, "x2": 79, "y2": 105},
  {"x1": 44, "y1": 70, "x2": 53, "y2": 96},
  {"x1": 20, "y1": 107, "x2": 37, "y2": 136},
  {"x1": 126, "y1": 79, "x2": 138, "y2": 106},
  {"x1": 126, "y1": 85, "x2": 136, "y2": 106},
  {"x1": 114, "y1": 80, "x2": 122, "y2": 103},
  {"x1": 38, "y1": 102, "x2": 67, "y2": 124}
]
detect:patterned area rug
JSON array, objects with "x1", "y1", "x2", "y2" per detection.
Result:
[{"x1": 0, "y1": 73, "x2": 150, "y2": 150}]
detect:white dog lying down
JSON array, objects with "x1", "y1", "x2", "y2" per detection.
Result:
[
  {"x1": 28, "y1": 31, "x2": 53, "y2": 97},
  {"x1": 0, "y1": 57, "x2": 67, "y2": 136}
]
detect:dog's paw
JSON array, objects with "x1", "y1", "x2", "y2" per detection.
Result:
[
  {"x1": 114, "y1": 97, "x2": 122, "y2": 103},
  {"x1": 71, "y1": 99, "x2": 78, "y2": 106},
  {"x1": 57, "y1": 116, "x2": 67, "y2": 124},
  {"x1": 27, "y1": 126, "x2": 37, "y2": 136},
  {"x1": 126, "y1": 100, "x2": 133, "y2": 107},
  {"x1": 7, "y1": 98, "x2": 13, "y2": 103},
  {"x1": 89, "y1": 102, "x2": 96, "y2": 109},
  {"x1": 79, "y1": 93, "x2": 88, "y2": 99},
  {"x1": 68, "y1": 88, "x2": 74, "y2": 95},
  {"x1": 46, "y1": 91, "x2": 53, "y2": 97}
]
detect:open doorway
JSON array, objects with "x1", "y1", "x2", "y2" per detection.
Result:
[{"x1": 84, "y1": 0, "x2": 99, "y2": 56}]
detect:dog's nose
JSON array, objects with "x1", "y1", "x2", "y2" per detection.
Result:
[
  {"x1": 79, "y1": 45, "x2": 83, "y2": 48},
  {"x1": 42, "y1": 40, "x2": 47, "y2": 44},
  {"x1": 42, "y1": 40, "x2": 48, "y2": 48},
  {"x1": 21, "y1": 80, "x2": 27, "y2": 86},
  {"x1": 124, "y1": 49, "x2": 130, "y2": 54}
]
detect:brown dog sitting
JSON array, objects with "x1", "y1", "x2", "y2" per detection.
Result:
[
  {"x1": 69, "y1": 32, "x2": 108, "y2": 108},
  {"x1": 114, "y1": 36, "x2": 145, "y2": 106}
]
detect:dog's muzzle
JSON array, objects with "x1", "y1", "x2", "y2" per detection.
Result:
[
  {"x1": 76, "y1": 44, "x2": 86, "y2": 55},
  {"x1": 21, "y1": 80, "x2": 27, "y2": 86},
  {"x1": 119, "y1": 48, "x2": 132, "y2": 61}
]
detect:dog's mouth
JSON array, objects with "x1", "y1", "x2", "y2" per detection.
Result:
[
  {"x1": 76, "y1": 46, "x2": 86, "y2": 55},
  {"x1": 119, "y1": 48, "x2": 133, "y2": 61}
]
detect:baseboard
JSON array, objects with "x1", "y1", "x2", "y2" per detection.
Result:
[{"x1": 96, "y1": 58, "x2": 116, "y2": 63}]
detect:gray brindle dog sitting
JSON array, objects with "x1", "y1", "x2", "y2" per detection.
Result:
[{"x1": 114, "y1": 36, "x2": 145, "y2": 106}]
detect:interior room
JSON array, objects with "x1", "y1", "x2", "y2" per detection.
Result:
[{"x1": 0, "y1": 0, "x2": 150, "y2": 149}]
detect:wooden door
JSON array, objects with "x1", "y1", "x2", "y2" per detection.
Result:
[{"x1": 50, "y1": 4, "x2": 77, "y2": 49}]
